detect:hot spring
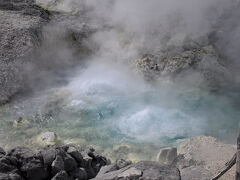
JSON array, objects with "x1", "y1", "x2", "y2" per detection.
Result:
[
  {"x1": 0, "y1": 59, "x2": 239, "y2": 161},
  {"x1": 1, "y1": 0, "x2": 240, "y2": 162}
]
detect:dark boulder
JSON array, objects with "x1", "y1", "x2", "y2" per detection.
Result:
[
  {"x1": 0, "y1": 145, "x2": 108, "y2": 180},
  {"x1": 0, "y1": 156, "x2": 18, "y2": 173},
  {"x1": 37, "y1": 146, "x2": 57, "y2": 167},
  {"x1": 7, "y1": 147, "x2": 35, "y2": 163},
  {"x1": 69, "y1": 168, "x2": 88, "y2": 180},
  {"x1": 20, "y1": 158, "x2": 48, "y2": 180},
  {"x1": 51, "y1": 155, "x2": 64, "y2": 176},
  {"x1": 83, "y1": 157, "x2": 96, "y2": 179},
  {"x1": 8, "y1": 147, "x2": 49, "y2": 179},
  {"x1": 67, "y1": 146, "x2": 84, "y2": 166},
  {"x1": 51, "y1": 171, "x2": 69, "y2": 180},
  {"x1": 0, "y1": 148, "x2": 6, "y2": 158},
  {"x1": 87, "y1": 150, "x2": 108, "y2": 169},
  {"x1": 63, "y1": 153, "x2": 77, "y2": 172}
]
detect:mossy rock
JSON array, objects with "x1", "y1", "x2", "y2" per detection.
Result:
[
  {"x1": 13, "y1": 117, "x2": 30, "y2": 129},
  {"x1": 36, "y1": 131, "x2": 61, "y2": 146}
]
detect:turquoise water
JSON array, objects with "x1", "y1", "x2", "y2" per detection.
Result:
[{"x1": 0, "y1": 63, "x2": 239, "y2": 161}]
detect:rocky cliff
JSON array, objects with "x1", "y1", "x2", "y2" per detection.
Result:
[{"x1": 0, "y1": 0, "x2": 49, "y2": 104}]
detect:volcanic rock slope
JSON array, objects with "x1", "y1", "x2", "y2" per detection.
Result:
[
  {"x1": 0, "y1": 145, "x2": 181, "y2": 180},
  {"x1": 0, "y1": 0, "x2": 49, "y2": 104}
]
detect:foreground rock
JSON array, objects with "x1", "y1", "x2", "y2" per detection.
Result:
[
  {"x1": 175, "y1": 136, "x2": 236, "y2": 180},
  {"x1": 0, "y1": 145, "x2": 182, "y2": 180},
  {"x1": 0, "y1": 145, "x2": 107, "y2": 180},
  {"x1": 93, "y1": 161, "x2": 181, "y2": 180},
  {"x1": 0, "y1": 0, "x2": 49, "y2": 104}
]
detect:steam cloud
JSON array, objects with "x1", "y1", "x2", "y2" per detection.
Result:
[
  {"x1": 30, "y1": 0, "x2": 240, "y2": 90},
  {"x1": 18, "y1": 0, "x2": 240, "y2": 144}
]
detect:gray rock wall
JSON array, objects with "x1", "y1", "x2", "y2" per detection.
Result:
[{"x1": 0, "y1": 0, "x2": 49, "y2": 104}]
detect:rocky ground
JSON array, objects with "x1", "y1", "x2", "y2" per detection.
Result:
[
  {"x1": 0, "y1": 0, "x2": 239, "y2": 180},
  {"x1": 0, "y1": 144, "x2": 181, "y2": 180},
  {"x1": 177, "y1": 136, "x2": 236, "y2": 180},
  {"x1": 0, "y1": 145, "x2": 108, "y2": 180},
  {"x1": 93, "y1": 161, "x2": 181, "y2": 180},
  {"x1": 0, "y1": 136, "x2": 236, "y2": 180},
  {"x1": 92, "y1": 136, "x2": 237, "y2": 180}
]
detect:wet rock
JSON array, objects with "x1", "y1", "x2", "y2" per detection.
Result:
[
  {"x1": 156, "y1": 147, "x2": 177, "y2": 165},
  {"x1": 37, "y1": 132, "x2": 58, "y2": 146},
  {"x1": 51, "y1": 171, "x2": 69, "y2": 180}
]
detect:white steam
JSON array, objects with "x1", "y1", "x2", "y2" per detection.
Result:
[{"x1": 19, "y1": 0, "x2": 240, "y2": 145}]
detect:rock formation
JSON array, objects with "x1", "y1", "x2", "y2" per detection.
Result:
[
  {"x1": 0, "y1": 145, "x2": 107, "y2": 180},
  {"x1": 93, "y1": 161, "x2": 181, "y2": 180},
  {"x1": 0, "y1": 0, "x2": 49, "y2": 104},
  {"x1": 176, "y1": 136, "x2": 236, "y2": 180}
]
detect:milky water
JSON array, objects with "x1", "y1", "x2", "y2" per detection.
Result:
[{"x1": 0, "y1": 61, "x2": 239, "y2": 161}]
